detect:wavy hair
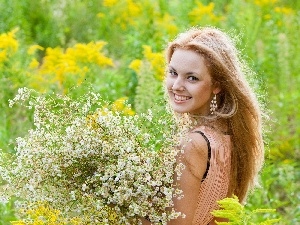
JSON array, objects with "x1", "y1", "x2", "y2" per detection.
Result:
[{"x1": 165, "y1": 27, "x2": 264, "y2": 202}]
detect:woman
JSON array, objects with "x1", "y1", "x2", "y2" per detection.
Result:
[{"x1": 143, "y1": 27, "x2": 264, "y2": 224}]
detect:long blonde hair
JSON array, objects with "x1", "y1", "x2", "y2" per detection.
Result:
[{"x1": 165, "y1": 27, "x2": 264, "y2": 202}]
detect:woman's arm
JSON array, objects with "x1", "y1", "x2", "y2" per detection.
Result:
[
  {"x1": 141, "y1": 217, "x2": 152, "y2": 225},
  {"x1": 168, "y1": 131, "x2": 209, "y2": 225},
  {"x1": 141, "y1": 131, "x2": 209, "y2": 225}
]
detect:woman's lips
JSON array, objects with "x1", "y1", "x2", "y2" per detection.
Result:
[{"x1": 174, "y1": 94, "x2": 192, "y2": 102}]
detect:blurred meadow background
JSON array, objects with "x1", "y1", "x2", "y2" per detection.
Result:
[{"x1": 0, "y1": 0, "x2": 299, "y2": 224}]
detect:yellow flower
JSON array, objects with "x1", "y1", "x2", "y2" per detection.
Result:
[
  {"x1": 67, "y1": 41, "x2": 114, "y2": 67},
  {"x1": 127, "y1": 0, "x2": 141, "y2": 18},
  {"x1": 29, "y1": 41, "x2": 113, "y2": 92},
  {"x1": 0, "y1": 50, "x2": 7, "y2": 64},
  {"x1": 263, "y1": 14, "x2": 272, "y2": 20},
  {"x1": 10, "y1": 222, "x2": 26, "y2": 225},
  {"x1": 129, "y1": 59, "x2": 142, "y2": 73},
  {"x1": 0, "y1": 28, "x2": 19, "y2": 52},
  {"x1": 87, "y1": 98, "x2": 134, "y2": 129},
  {"x1": 0, "y1": 28, "x2": 19, "y2": 64},
  {"x1": 109, "y1": 210, "x2": 118, "y2": 221},
  {"x1": 142, "y1": 45, "x2": 165, "y2": 81},
  {"x1": 27, "y1": 45, "x2": 44, "y2": 55},
  {"x1": 103, "y1": 0, "x2": 118, "y2": 7},
  {"x1": 155, "y1": 13, "x2": 178, "y2": 37},
  {"x1": 254, "y1": 0, "x2": 278, "y2": 6},
  {"x1": 129, "y1": 46, "x2": 165, "y2": 81},
  {"x1": 98, "y1": 205, "x2": 126, "y2": 224},
  {"x1": 274, "y1": 6, "x2": 294, "y2": 15},
  {"x1": 29, "y1": 58, "x2": 40, "y2": 69},
  {"x1": 101, "y1": 0, "x2": 141, "y2": 29},
  {"x1": 111, "y1": 97, "x2": 135, "y2": 115},
  {"x1": 189, "y1": 2, "x2": 223, "y2": 25},
  {"x1": 11, "y1": 202, "x2": 73, "y2": 225},
  {"x1": 122, "y1": 107, "x2": 135, "y2": 116},
  {"x1": 96, "y1": 12, "x2": 105, "y2": 18}
]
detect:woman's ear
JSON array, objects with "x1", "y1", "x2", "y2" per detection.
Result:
[{"x1": 213, "y1": 81, "x2": 221, "y2": 95}]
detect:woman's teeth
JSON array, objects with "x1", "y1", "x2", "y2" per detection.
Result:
[{"x1": 174, "y1": 94, "x2": 191, "y2": 101}]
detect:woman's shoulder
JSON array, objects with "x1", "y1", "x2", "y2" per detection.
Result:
[
  {"x1": 192, "y1": 124, "x2": 231, "y2": 145},
  {"x1": 179, "y1": 128, "x2": 211, "y2": 180},
  {"x1": 182, "y1": 127, "x2": 211, "y2": 158},
  {"x1": 180, "y1": 123, "x2": 231, "y2": 179},
  {"x1": 192, "y1": 124, "x2": 231, "y2": 158}
]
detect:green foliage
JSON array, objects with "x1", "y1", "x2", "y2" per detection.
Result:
[
  {"x1": 0, "y1": 200, "x2": 17, "y2": 224},
  {"x1": 247, "y1": 160, "x2": 300, "y2": 224},
  {"x1": 212, "y1": 195, "x2": 281, "y2": 224},
  {"x1": 0, "y1": 0, "x2": 299, "y2": 224},
  {"x1": 133, "y1": 62, "x2": 164, "y2": 114}
]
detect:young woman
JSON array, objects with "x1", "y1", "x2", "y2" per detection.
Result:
[{"x1": 143, "y1": 27, "x2": 264, "y2": 225}]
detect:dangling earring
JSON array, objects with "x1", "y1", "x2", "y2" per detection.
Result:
[{"x1": 210, "y1": 94, "x2": 217, "y2": 115}]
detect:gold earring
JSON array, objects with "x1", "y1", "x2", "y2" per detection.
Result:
[{"x1": 210, "y1": 94, "x2": 217, "y2": 114}]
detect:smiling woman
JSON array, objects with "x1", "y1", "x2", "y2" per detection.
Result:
[
  {"x1": 142, "y1": 27, "x2": 265, "y2": 225},
  {"x1": 166, "y1": 48, "x2": 220, "y2": 115}
]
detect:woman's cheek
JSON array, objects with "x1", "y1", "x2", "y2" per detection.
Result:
[{"x1": 165, "y1": 78, "x2": 171, "y2": 89}]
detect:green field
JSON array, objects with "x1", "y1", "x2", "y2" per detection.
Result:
[{"x1": 0, "y1": 0, "x2": 299, "y2": 224}]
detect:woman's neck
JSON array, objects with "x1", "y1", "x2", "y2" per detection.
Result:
[{"x1": 188, "y1": 114, "x2": 229, "y2": 134}]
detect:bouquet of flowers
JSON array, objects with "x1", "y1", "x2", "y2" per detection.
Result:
[{"x1": 0, "y1": 87, "x2": 184, "y2": 224}]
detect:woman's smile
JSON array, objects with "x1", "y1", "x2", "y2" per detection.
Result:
[{"x1": 174, "y1": 94, "x2": 192, "y2": 102}]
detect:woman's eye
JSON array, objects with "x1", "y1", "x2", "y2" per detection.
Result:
[
  {"x1": 188, "y1": 76, "x2": 199, "y2": 81},
  {"x1": 169, "y1": 70, "x2": 177, "y2": 76}
]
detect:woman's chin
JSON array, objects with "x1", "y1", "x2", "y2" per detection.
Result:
[{"x1": 171, "y1": 107, "x2": 189, "y2": 114}]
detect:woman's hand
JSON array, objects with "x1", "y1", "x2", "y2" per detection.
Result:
[{"x1": 140, "y1": 217, "x2": 152, "y2": 225}]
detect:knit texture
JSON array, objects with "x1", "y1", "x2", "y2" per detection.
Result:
[{"x1": 192, "y1": 126, "x2": 232, "y2": 225}]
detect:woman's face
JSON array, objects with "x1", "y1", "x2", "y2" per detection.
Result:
[{"x1": 166, "y1": 48, "x2": 219, "y2": 115}]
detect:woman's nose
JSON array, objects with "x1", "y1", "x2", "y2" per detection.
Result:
[{"x1": 172, "y1": 77, "x2": 185, "y2": 91}]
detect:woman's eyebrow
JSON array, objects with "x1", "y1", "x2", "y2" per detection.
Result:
[
  {"x1": 186, "y1": 71, "x2": 201, "y2": 76},
  {"x1": 168, "y1": 66, "x2": 176, "y2": 71},
  {"x1": 168, "y1": 66, "x2": 200, "y2": 76}
]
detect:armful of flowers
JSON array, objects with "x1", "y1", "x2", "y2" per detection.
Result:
[{"x1": 0, "y1": 87, "x2": 184, "y2": 225}]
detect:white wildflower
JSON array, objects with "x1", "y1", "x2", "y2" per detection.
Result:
[
  {"x1": 70, "y1": 191, "x2": 76, "y2": 200},
  {"x1": 0, "y1": 88, "x2": 183, "y2": 224}
]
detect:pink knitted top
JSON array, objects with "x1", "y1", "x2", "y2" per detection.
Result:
[{"x1": 192, "y1": 126, "x2": 232, "y2": 225}]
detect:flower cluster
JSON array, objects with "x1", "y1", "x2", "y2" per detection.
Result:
[
  {"x1": 28, "y1": 41, "x2": 113, "y2": 92},
  {"x1": 254, "y1": 0, "x2": 278, "y2": 7},
  {"x1": 0, "y1": 28, "x2": 19, "y2": 65},
  {"x1": 109, "y1": 97, "x2": 135, "y2": 116},
  {"x1": 101, "y1": 0, "x2": 141, "y2": 29},
  {"x1": 154, "y1": 13, "x2": 178, "y2": 38},
  {"x1": 188, "y1": 1, "x2": 224, "y2": 25},
  {"x1": 11, "y1": 201, "x2": 82, "y2": 225},
  {"x1": 0, "y1": 87, "x2": 183, "y2": 224},
  {"x1": 274, "y1": 6, "x2": 294, "y2": 15},
  {"x1": 129, "y1": 45, "x2": 165, "y2": 81}
]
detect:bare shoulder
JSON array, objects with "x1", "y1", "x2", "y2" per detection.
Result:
[{"x1": 180, "y1": 130, "x2": 210, "y2": 180}]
